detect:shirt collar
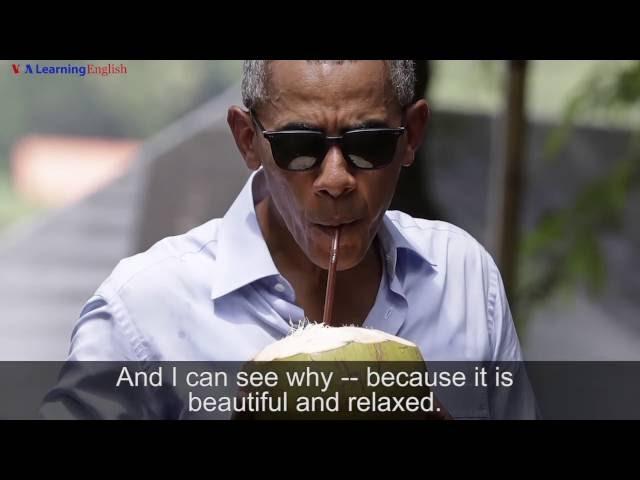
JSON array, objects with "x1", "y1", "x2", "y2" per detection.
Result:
[
  {"x1": 210, "y1": 168, "x2": 280, "y2": 300},
  {"x1": 376, "y1": 214, "x2": 437, "y2": 300},
  {"x1": 211, "y1": 168, "x2": 436, "y2": 300}
]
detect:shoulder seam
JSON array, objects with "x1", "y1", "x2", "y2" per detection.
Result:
[
  {"x1": 486, "y1": 254, "x2": 499, "y2": 357},
  {"x1": 115, "y1": 237, "x2": 219, "y2": 295},
  {"x1": 99, "y1": 279, "x2": 151, "y2": 362}
]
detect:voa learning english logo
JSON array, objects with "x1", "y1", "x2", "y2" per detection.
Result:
[{"x1": 11, "y1": 62, "x2": 128, "y2": 77}]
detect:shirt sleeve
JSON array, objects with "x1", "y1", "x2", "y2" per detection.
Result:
[
  {"x1": 39, "y1": 280, "x2": 169, "y2": 419},
  {"x1": 487, "y1": 257, "x2": 523, "y2": 362},
  {"x1": 486, "y1": 253, "x2": 541, "y2": 419},
  {"x1": 66, "y1": 279, "x2": 147, "y2": 362}
]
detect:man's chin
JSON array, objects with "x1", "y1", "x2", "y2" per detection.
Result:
[{"x1": 306, "y1": 242, "x2": 366, "y2": 272}]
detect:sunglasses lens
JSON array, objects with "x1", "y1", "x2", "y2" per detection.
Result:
[
  {"x1": 264, "y1": 128, "x2": 402, "y2": 171},
  {"x1": 267, "y1": 132, "x2": 325, "y2": 171},
  {"x1": 343, "y1": 130, "x2": 401, "y2": 169}
]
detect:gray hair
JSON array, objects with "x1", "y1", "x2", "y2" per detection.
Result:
[{"x1": 242, "y1": 60, "x2": 416, "y2": 110}]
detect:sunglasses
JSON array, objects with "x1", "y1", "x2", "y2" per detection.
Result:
[{"x1": 250, "y1": 110, "x2": 406, "y2": 171}]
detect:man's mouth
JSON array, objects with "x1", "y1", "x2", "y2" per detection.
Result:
[{"x1": 312, "y1": 219, "x2": 360, "y2": 236}]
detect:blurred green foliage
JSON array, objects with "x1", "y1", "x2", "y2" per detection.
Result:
[
  {"x1": 517, "y1": 61, "x2": 640, "y2": 321},
  {"x1": 0, "y1": 167, "x2": 41, "y2": 229}
]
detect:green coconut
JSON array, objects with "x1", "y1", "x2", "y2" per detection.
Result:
[
  {"x1": 253, "y1": 323, "x2": 425, "y2": 362},
  {"x1": 233, "y1": 323, "x2": 439, "y2": 420}
]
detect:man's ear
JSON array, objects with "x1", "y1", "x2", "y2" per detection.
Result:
[
  {"x1": 228, "y1": 106, "x2": 261, "y2": 171},
  {"x1": 401, "y1": 99, "x2": 430, "y2": 168}
]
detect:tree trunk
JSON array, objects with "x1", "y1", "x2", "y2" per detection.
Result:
[{"x1": 486, "y1": 60, "x2": 529, "y2": 304}]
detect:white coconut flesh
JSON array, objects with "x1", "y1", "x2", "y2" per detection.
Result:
[{"x1": 253, "y1": 323, "x2": 424, "y2": 361}]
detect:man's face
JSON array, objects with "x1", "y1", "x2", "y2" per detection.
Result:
[{"x1": 250, "y1": 61, "x2": 420, "y2": 271}]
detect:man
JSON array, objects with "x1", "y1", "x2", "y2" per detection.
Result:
[{"x1": 46, "y1": 60, "x2": 535, "y2": 419}]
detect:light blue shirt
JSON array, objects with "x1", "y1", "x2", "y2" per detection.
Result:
[
  {"x1": 67, "y1": 167, "x2": 524, "y2": 364},
  {"x1": 44, "y1": 167, "x2": 539, "y2": 420}
]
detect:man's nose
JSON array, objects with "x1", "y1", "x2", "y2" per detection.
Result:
[{"x1": 313, "y1": 145, "x2": 356, "y2": 199}]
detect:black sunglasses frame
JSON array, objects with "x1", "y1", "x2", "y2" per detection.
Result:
[{"x1": 249, "y1": 109, "x2": 406, "y2": 171}]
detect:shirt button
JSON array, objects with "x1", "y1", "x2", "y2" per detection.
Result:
[
  {"x1": 385, "y1": 308, "x2": 393, "y2": 319},
  {"x1": 274, "y1": 283, "x2": 286, "y2": 293}
]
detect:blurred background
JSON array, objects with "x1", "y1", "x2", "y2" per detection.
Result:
[{"x1": 0, "y1": 60, "x2": 638, "y2": 361}]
